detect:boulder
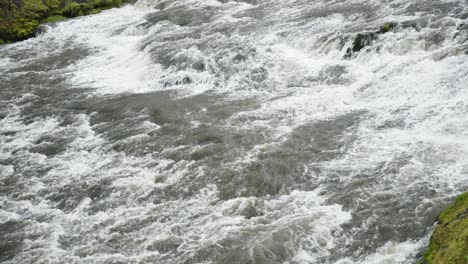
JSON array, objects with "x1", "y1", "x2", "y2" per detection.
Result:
[{"x1": 345, "y1": 22, "x2": 396, "y2": 58}]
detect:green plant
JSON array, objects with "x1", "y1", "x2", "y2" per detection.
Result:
[
  {"x1": 61, "y1": 2, "x2": 82, "y2": 17},
  {"x1": 422, "y1": 192, "x2": 468, "y2": 264},
  {"x1": 41, "y1": 14, "x2": 66, "y2": 23}
]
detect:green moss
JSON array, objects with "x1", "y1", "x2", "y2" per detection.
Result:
[
  {"x1": 379, "y1": 22, "x2": 395, "y2": 33},
  {"x1": 41, "y1": 15, "x2": 66, "y2": 23},
  {"x1": 0, "y1": 0, "x2": 127, "y2": 43},
  {"x1": 0, "y1": 38, "x2": 5, "y2": 45},
  {"x1": 422, "y1": 192, "x2": 468, "y2": 264}
]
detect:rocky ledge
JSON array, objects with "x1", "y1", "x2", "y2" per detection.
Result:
[
  {"x1": 421, "y1": 192, "x2": 468, "y2": 263},
  {"x1": 0, "y1": 0, "x2": 127, "y2": 44}
]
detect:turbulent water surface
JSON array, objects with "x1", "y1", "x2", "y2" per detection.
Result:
[{"x1": 1, "y1": 0, "x2": 468, "y2": 263}]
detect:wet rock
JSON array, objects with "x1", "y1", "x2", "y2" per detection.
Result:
[
  {"x1": 345, "y1": 32, "x2": 377, "y2": 58},
  {"x1": 345, "y1": 22, "x2": 396, "y2": 58},
  {"x1": 352, "y1": 32, "x2": 377, "y2": 52},
  {"x1": 378, "y1": 22, "x2": 396, "y2": 33},
  {"x1": 33, "y1": 24, "x2": 47, "y2": 37}
]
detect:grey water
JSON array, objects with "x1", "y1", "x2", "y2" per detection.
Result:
[{"x1": 1, "y1": 0, "x2": 468, "y2": 263}]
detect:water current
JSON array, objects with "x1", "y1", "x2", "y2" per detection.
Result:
[{"x1": 1, "y1": 0, "x2": 468, "y2": 263}]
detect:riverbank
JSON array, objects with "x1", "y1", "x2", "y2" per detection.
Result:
[
  {"x1": 0, "y1": 0, "x2": 127, "y2": 44},
  {"x1": 421, "y1": 192, "x2": 468, "y2": 263}
]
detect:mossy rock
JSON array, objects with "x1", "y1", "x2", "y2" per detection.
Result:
[
  {"x1": 379, "y1": 22, "x2": 396, "y2": 33},
  {"x1": 421, "y1": 192, "x2": 468, "y2": 264}
]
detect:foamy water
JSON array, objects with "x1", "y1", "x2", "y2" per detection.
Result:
[{"x1": 1, "y1": 0, "x2": 467, "y2": 263}]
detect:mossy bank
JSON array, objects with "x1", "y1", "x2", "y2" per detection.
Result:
[
  {"x1": 421, "y1": 192, "x2": 468, "y2": 264},
  {"x1": 0, "y1": 0, "x2": 127, "y2": 44}
]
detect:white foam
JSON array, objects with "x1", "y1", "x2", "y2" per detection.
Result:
[
  {"x1": 29, "y1": 6, "x2": 161, "y2": 95},
  {"x1": 1, "y1": 0, "x2": 468, "y2": 263},
  {"x1": 336, "y1": 236, "x2": 431, "y2": 264}
]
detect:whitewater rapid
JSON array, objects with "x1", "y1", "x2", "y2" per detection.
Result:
[{"x1": 1, "y1": 0, "x2": 468, "y2": 263}]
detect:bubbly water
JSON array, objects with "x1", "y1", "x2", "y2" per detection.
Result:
[{"x1": 1, "y1": 0, "x2": 468, "y2": 263}]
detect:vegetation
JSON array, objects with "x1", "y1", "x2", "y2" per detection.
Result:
[
  {"x1": 0, "y1": 0, "x2": 125, "y2": 44},
  {"x1": 421, "y1": 192, "x2": 468, "y2": 264},
  {"x1": 40, "y1": 14, "x2": 66, "y2": 23}
]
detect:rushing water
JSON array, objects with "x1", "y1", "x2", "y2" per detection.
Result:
[{"x1": 1, "y1": 0, "x2": 468, "y2": 263}]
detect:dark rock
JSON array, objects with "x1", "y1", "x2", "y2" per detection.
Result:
[
  {"x1": 352, "y1": 32, "x2": 377, "y2": 52},
  {"x1": 378, "y1": 22, "x2": 396, "y2": 33},
  {"x1": 345, "y1": 22, "x2": 396, "y2": 58},
  {"x1": 345, "y1": 32, "x2": 377, "y2": 58},
  {"x1": 33, "y1": 24, "x2": 47, "y2": 37}
]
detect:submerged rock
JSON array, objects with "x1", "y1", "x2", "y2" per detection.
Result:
[
  {"x1": 0, "y1": 0, "x2": 127, "y2": 44},
  {"x1": 163, "y1": 76, "x2": 192, "y2": 87},
  {"x1": 420, "y1": 192, "x2": 468, "y2": 264}
]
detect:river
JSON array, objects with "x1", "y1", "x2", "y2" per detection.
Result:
[{"x1": 1, "y1": 0, "x2": 468, "y2": 263}]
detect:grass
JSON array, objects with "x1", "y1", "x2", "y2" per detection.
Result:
[{"x1": 421, "y1": 192, "x2": 468, "y2": 264}]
